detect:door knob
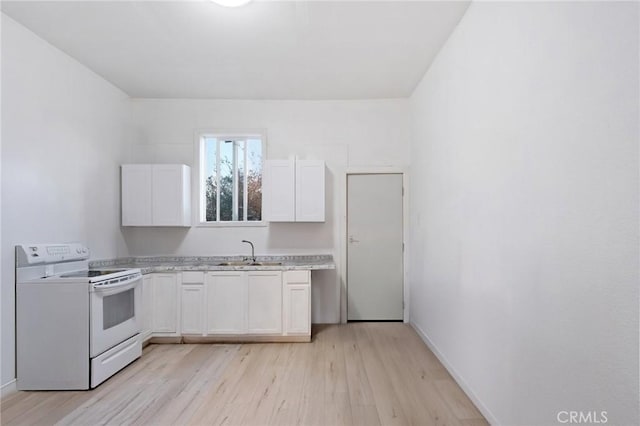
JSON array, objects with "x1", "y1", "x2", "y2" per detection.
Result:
[{"x1": 349, "y1": 236, "x2": 360, "y2": 243}]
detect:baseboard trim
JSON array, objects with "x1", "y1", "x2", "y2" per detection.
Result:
[
  {"x1": 148, "y1": 336, "x2": 183, "y2": 344},
  {"x1": 1, "y1": 379, "x2": 17, "y2": 398},
  {"x1": 410, "y1": 322, "x2": 500, "y2": 426},
  {"x1": 183, "y1": 335, "x2": 310, "y2": 343}
]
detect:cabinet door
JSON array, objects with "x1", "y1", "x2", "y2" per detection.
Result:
[
  {"x1": 296, "y1": 160, "x2": 325, "y2": 222},
  {"x1": 181, "y1": 285, "x2": 204, "y2": 335},
  {"x1": 141, "y1": 275, "x2": 153, "y2": 340},
  {"x1": 152, "y1": 165, "x2": 190, "y2": 226},
  {"x1": 285, "y1": 285, "x2": 310, "y2": 335},
  {"x1": 152, "y1": 273, "x2": 178, "y2": 333},
  {"x1": 205, "y1": 272, "x2": 247, "y2": 334},
  {"x1": 263, "y1": 160, "x2": 295, "y2": 222},
  {"x1": 283, "y1": 270, "x2": 311, "y2": 335},
  {"x1": 247, "y1": 271, "x2": 282, "y2": 334},
  {"x1": 122, "y1": 165, "x2": 152, "y2": 226}
]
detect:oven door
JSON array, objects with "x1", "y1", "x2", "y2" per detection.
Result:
[{"x1": 90, "y1": 274, "x2": 142, "y2": 358}]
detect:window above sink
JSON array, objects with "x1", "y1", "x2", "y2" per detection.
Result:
[{"x1": 197, "y1": 132, "x2": 266, "y2": 227}]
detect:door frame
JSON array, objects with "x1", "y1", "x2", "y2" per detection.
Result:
[{"x1": 341, "y1": 167, "x2": 409, "y2": 323}]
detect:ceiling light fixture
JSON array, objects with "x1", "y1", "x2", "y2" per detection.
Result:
[{"x1": 210, "y1": 0, "x2": 252, "y2": 7}]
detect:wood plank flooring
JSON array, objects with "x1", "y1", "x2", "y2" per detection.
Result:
[{"x1": 1, "y1": 323, "x2": 487, "y2": 426}]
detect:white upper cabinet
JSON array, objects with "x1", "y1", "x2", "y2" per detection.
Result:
[
  {"x1": 263, "y1": 159, "x2": 325, "y2": 222},
  {"x1": 152, "y1": 165, "x2": 190, "y2": 226},
  {"x1": 121, "y1": 165, "x2": 152, "y2": 226},
  {"x1": 295, "y1": 160, "x2": 325, "y2": 222},
  {"x1": 263, "y1": 160, "x2": 296, "y2": 222},
  {"x1": 121, "y1": 164, "x2": 191, "y2": 227}
]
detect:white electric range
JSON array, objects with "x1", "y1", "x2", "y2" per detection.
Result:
[{"x1": 16, "y1": 243, "x2": 143, "y2": 390}]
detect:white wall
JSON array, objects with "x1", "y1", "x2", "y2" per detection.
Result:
[
  {"x1": 0, "y1": 10, "x2": 4, "y2": 397},
  {"x1": 1, "y1": 14, "x2": 131, "y2": 387},
  {"x1": 125, "y1": 99, "x2": 410, "y2": 323},
  {"x1": 409, "y1": 2, "x2": 638, "y2": 425}
]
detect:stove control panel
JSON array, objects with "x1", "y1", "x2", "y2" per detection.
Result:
[{"x1": 16, "y1": 243, "x2": 90, "y2": 266}]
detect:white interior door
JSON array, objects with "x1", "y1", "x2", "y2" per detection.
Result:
[{"x1": 347, "y1": 174, "x2": 403, "y2": 321}]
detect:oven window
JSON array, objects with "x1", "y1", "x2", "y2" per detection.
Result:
[{"x1": 103, "y1": 288, "x2": 135, "y2": 330}]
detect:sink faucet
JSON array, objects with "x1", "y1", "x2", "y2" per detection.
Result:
[{"x1": 241, "y1": 240, "x2": 256, "y2": 263}]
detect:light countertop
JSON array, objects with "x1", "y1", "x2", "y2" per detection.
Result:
[{"x1": 90, "y1": 255, "x2": 335, "y2": 274}]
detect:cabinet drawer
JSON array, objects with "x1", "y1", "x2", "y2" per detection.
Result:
[
  {"x1": 285, "y1": 270, "x2": 310, "y2": 284},
  {"x1": 182, "y1": 271, "x2": 204, "y2": 284}
]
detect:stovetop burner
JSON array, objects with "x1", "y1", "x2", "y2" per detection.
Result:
[{"x1": 60, "y1": 270, "x2": 126, "y2": 278}]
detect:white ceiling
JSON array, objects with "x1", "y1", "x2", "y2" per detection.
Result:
[{"x1": 2, "y1": 1, "x2": 470, "y2": 99}]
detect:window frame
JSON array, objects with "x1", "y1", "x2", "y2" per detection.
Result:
[{"x1": 195, "y1": 130, "x2": 267, "y2": 228}]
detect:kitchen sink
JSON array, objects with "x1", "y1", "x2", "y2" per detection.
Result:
[
  {"x1": 250, "y1": 262, "x2": 283, "y2": 266},
  {"x1": 217, "y1": 261, "x2": 283, "y2": 267}
]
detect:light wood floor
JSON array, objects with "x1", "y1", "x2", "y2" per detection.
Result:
[{"x1": 1, "y1": 323, "x2": 487, "y2": 426}]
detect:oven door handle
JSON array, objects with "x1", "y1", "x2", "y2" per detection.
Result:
[{"x1": 93, "y1": 275, "x2": 141, "y2": 293}]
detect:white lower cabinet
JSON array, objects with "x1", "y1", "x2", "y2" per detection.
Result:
[
  {"x1": 180, "y1": 272, "x2": 205, "y2": 335},
  {"x1": 283, "y1": 270, "x2": 311, "y2": 336},
  {"x1": 181, "y1": 286, "x2": 204, "y2": 334},
  {"x1": 146, "y1": 269, "x2": 311, "y2": 341},
  {"x1": 285, "y1": 285, "x2": 311, "y2": 334},
  {"x1": 205, "y1": 271, "x2": 247, "y2": 334},
  {"x1": 205, "y1": 271, "x2": 283, "y2": 336},
  {"x1": 247, "y1": 271, "x2": 282, "y2": 334},
  {"x1": 151, "y1": 273, "x2": 180, "y2": 335},
  {"x1": 141, "y1": 275, "x2": 153, "y2": 341}
]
